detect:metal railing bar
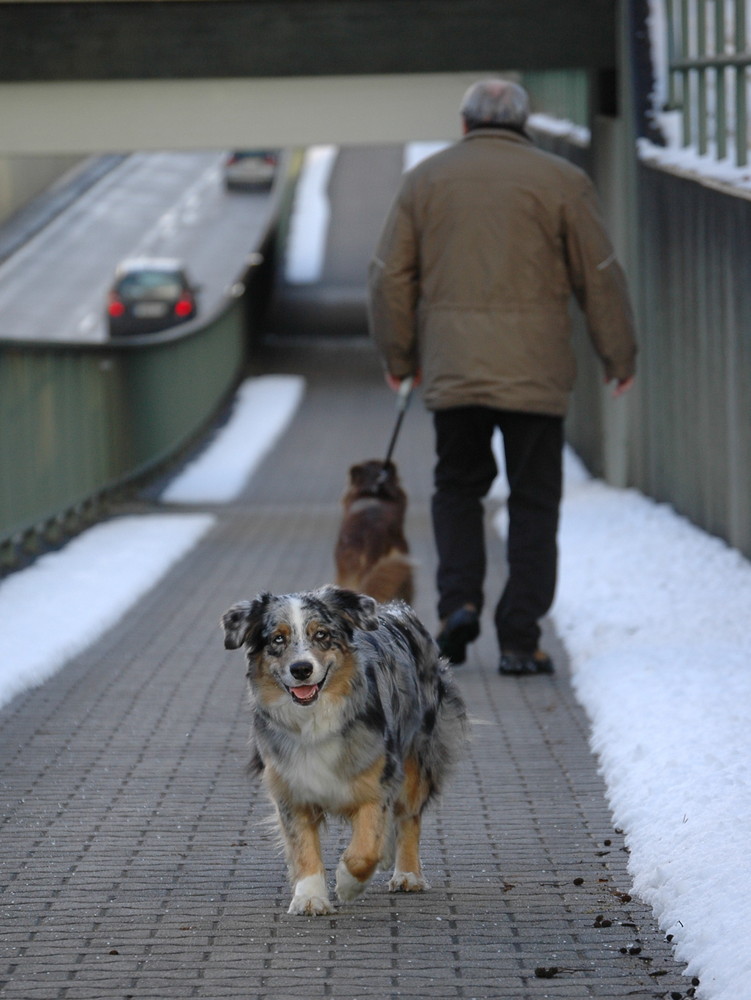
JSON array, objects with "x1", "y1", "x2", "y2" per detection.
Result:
[
  {"x1": 667, "y1": 0, "x2": 679, "y2": 108},
  {"x1": 697, "y1": 0, "x2": 708, "y2": 154},
  {"x1": 716, "y1": 0, "x2": 728, "y2": 159},
  {"x1": 681, "y1": 0, "x2": 693, "y2": 144},
  {"x1": 735, "y1": 0, "x2": 748, "y2": 165},
  {"x1": 670, "y1": 52, "x2": 751, "y2": 69}
]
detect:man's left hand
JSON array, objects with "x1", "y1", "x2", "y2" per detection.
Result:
[{"x1": 386, "y1": 372, "x2": 421, "y2": 393}]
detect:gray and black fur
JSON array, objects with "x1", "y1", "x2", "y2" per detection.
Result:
[{"x1": 221, "y1": 585, "x2": 467, "y2": 915}]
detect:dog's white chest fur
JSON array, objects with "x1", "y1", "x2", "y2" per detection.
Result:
[
  {"x1": 270, "y1": 691, "x2": 344, "y2": 740},
  {"x1": 268, "y1": 699, "x2": 358, "y2": 809},
  {"x1": 284, "y1": 739, "x2": 351, "y2": 809}
]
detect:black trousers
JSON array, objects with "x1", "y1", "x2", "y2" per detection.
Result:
[{"x1": 432, "y1": 406, "x2": 564, "y2": 653}]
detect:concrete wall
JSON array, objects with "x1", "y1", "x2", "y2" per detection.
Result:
[
  {"x1": 0, "y1": 155, "x2": 86, "y2": 226},
  {"x1": 0, "y1": 74, "x2": 482, "y2": 155}
]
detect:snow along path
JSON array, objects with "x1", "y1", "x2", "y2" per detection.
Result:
[
  {"x1": 0, "y1": 375, "x2": 305, "y2": 711},
  {"x1": 547, "y1": 451, "x2": 751, "y2": 1000},
  {"x1": 0, "y1": 514, "x2": 215, "y2": 709},
  {"x1": 161, "y1": 375, "x2": 305, "y2": 504}
]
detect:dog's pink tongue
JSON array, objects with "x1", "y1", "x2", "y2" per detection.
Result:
[{"x1": 291, "y1": 685, "x2": 318, "y2": 702}]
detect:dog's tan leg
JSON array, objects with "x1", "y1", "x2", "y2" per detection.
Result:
[
  {"x1": 335, "y1": 801, "x2": 388, "y2": 903},
  {"x1": 277, "y1": 803, "x2": 333, "y2": 916},
  {"x1": 389, "y1": 758, "x2": 430, "y2": 892},
  {"x1": 388, "y1": 812, "x2": 430, "y2": 892}
]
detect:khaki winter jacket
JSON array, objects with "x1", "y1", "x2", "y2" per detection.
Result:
[{"x1": 368, "y1": 129, "x2": 637, "y2": 416}]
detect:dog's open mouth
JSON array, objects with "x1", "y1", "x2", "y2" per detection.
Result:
[
  {"x1": 287, "y1": 667, "x2": 329, "y2": 706},
  {"x1": 288, "y1": 683, "x2": 321, "y2": 705}
]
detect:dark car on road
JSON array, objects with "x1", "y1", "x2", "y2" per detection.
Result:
[
  {"x1": 223, "y1": 150, "x2": 278, "y2": 191},
  {"x1": 106, "y1": 258, "x2": 199, "y2": 337}
]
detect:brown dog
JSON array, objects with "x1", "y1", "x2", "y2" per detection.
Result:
[{"x1": 334, "y1": 459, "x2": 414, "y2": 604}]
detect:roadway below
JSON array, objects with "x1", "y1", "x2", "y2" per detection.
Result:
[{"x1": 0, "y1": 151, "x2": 277, "y2": 343}]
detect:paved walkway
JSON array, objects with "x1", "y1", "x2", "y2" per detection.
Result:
[{"x1": 0, "y1": 337, "x2": 692, "y2": 999}]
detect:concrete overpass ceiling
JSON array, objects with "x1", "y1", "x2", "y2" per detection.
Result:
[
  {"x1": 0, "y1": 0, "x2": 616, "y2": 154},
  {"x1": 1, "y1": 1, "x2": 615, "y2": 82}
]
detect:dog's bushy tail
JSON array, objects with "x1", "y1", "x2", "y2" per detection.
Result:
[{"x1": 357, "y1": 552, "x2": 415, "y2": 605}]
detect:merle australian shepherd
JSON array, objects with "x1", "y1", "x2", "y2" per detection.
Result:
[
  {"x1": 221, "y1": 585, "x2": 467, "y2": 916},
  {"x1": 334, "y1": 459, "x2": 414, "y2": 605}
]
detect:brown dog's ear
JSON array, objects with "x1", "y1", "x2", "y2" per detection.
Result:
[
  {"x1": 316, "y1": 585, "x2": 379, "y2": 632},
  {"x1": 221, "y1": 595, "x2": 270, "y2": 650}
]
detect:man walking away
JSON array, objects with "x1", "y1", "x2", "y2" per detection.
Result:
[{"x1": 368, "y1": 78, "x2": 636, "y2": 676}]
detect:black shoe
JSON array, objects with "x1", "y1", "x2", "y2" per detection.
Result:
[
  {"x1": 498, "y1": 648, "x2": 555, "y2": 676},
  {"x1": 437, "y1": 607, "x2": 480, "y2": 665}
]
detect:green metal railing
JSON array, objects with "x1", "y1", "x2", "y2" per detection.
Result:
[
  {"x1": 666, "y1": 0, "x2": 750, "y2": 164},
  {"x1": 523, "y1": 69, "x2": 591, "y2": 129},
  {"x1": 0, "y1": 287, "x2": 251, "y2": 568}
]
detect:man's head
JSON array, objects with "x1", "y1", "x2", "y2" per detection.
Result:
[{"x1": 460, "y1": 79, "x2": 530, "y2": 133}]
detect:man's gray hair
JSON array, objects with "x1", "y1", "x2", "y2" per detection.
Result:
[{"x1": 460, "y1": 79, "x2": 530, "y2": 130}]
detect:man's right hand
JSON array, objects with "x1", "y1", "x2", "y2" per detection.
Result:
[{"x1": 607, "y1": 375, "x2": 634, "y2": 398}]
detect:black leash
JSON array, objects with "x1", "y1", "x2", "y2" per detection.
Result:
[{"x1": 380, "y1": 376, "x2": 414, "y2": 474}]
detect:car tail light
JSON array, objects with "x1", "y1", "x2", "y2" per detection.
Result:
[
  {"x1": 174, "y1": 297, "x2": 194, "y2": 318},
  {"x1": 108, "y1": 297, "x2": 126, "y2": 318}
]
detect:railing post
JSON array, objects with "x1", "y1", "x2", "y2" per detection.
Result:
[
  {"x1": 589, "y1": 0, "x2": 642, "y2": 489},
  {"x1": 667, "y1": 0, "x2": 679, "y2": 109},
  {"x1": 697, "y1": 0, "x2": 708, "y2": 154},
  {"x1": 681, "y1": 0, "x2": 693, "y2": 145},
  {"x1": 735, "y1": 0, "x2": 748, "y2": 165},
  {"x1": 715, "y1": 0, "x2": 728, "y2": 160}
]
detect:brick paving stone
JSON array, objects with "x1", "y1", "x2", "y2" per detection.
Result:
[{"x1": 0, "y1": 338, "x2": 696, "y2": 999}]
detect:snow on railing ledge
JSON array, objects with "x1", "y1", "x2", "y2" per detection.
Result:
[
  {"x1": 527, "y1": 113, "x2": 591, "y2": 148},
  {"x1": 638, "y1": 134, "x2": 751, "y2": 195}
]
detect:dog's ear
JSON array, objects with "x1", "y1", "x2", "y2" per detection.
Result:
[
  {"x1": 348, "y1": 462, "x2": 366, "y2": 487},
  {"x1": 221, "y1": 595, "x2": 270, "y2": 650},
  {"x1": 221, "y1": 601, "x2": 254, "y2": 649},
  {"x1": 317, "y1": 585, "x2": 379, "y2": 632}
]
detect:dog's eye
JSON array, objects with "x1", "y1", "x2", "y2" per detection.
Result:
[
  {"x1": 271, "y1": 634, "x2": 285, "y2": 646},
  {"x1": 314, "y1": 629, "x2": 329, "y2": 642}
]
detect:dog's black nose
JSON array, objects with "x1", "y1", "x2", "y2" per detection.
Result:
[{"x1": 289, "y1": 660, "x2": 314, "y2": 681}]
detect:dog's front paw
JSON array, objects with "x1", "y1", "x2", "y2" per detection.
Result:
[
  {"x1": 288, "y1": 894, "x2": 334, "y2": 916},
  {"x1": 288, "y1": 874, "x2": 334, "y2": 916},
  {"x1": 388, "y1": 870, "x2": 430, "y2": 893},
  {"x1": 335, "y1": 859, "x2": 369, "y2": 903}
]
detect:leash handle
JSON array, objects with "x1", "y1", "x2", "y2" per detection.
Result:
[
  {"x1": 396, "y1": 375, "x2": 414, "y2": 409},
  {"x1": 382, "y1": 377, "x2": 414, "y2": 468}
]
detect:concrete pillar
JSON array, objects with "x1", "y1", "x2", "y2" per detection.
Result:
[{"x1": 588, "y1": 0, "x2": 639, "y2": 489}]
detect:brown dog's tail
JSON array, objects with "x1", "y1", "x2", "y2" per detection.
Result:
[{"x1": 356, "y1": 552, "x2": 415, "y2": 605}]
